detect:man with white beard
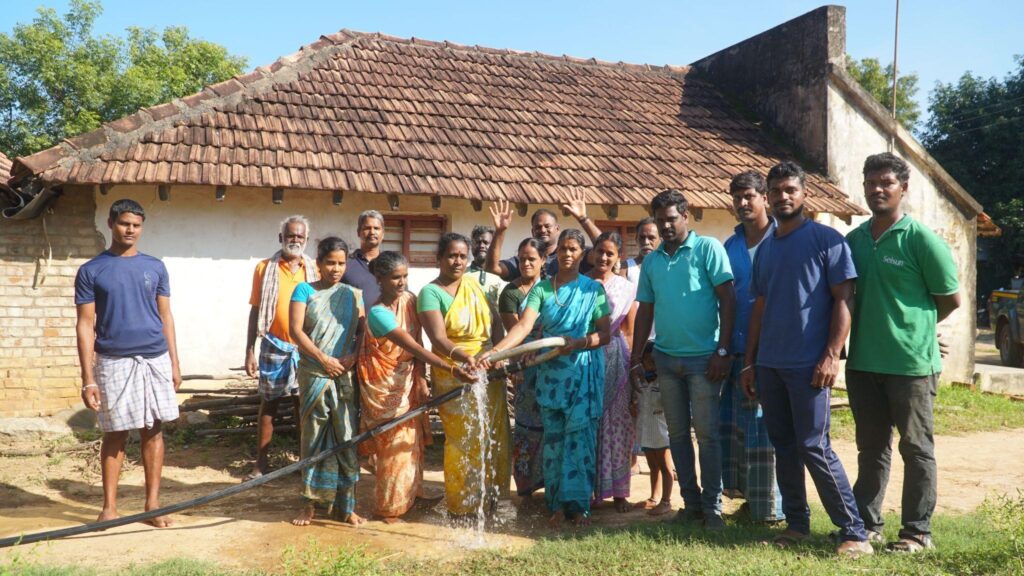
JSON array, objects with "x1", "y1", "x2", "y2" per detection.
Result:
[{"x1": 243, "y1": 215, "x2": 319, "y2": 478}]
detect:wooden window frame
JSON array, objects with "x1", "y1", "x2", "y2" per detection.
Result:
[
  {"x1": 382, "y1": 214, "x2": 449, "y2": 267},
  {"x1": 594, "y1": 219, "x2": 641, "y2": 258}
]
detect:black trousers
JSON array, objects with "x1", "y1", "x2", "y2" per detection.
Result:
[{"x1": 846, "y1": 370, "x2": 937, "y2": 538}]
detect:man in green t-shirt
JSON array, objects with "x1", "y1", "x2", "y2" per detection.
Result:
[{"x1": 845, "y1": 152, "x2": 961, "y2": 553}]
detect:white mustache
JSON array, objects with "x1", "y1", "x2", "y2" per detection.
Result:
[{"x1": 282, "y1": 242, "x2": 304, "y2": 256}]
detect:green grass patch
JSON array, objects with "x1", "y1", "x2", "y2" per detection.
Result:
[
  {"x1": 6, "y1": 496, "x2": 1023, "y2": 576},
  {"x1": 0, "y1": 558, "x2": 235, "y2": 576},
  {"x1": 830, "y1": 384, "x2": 1024, "y2": 440}
]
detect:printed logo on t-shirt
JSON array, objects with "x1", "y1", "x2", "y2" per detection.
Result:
[
  {"x1": 143, "y1": 271, "x2": 155, "y2": 292},
  {"x1": 882, "y1": 255, "x2": 905, "y2": 267}
]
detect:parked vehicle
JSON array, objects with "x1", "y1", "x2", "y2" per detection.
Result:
[{"x1": 990, "y1": 288, "x2": 1024, "y2": 367}]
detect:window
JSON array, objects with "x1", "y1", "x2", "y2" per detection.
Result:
[
  {"x1": 381, "y1": 215, "x2": 448, "y2": 266},
  {"x1": 595, "y1": 220, "x2": 640, "y2": 259}
]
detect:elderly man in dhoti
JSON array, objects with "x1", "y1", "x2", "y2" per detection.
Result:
[
  {"x1": 76, "y1": 199, "x2": 182, "y2": 527},
  {"x1": 244, "y1": 215, "x2": 319, "y2": 478}
]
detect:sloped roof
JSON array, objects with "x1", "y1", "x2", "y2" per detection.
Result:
[
  {"x1": 13, "y1": 30, "x2": 863, "y2": 215},
  {"x1": 978, "y1": 212, "x2": 1002, "y2": 238},
  {"x1": 0, "y1": 151, "x2": 11, "y2": 178}
]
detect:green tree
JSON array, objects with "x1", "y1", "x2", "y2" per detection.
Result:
[
  {"x1": 0, "y1": 0, "x2": 247, "y2": 158},
  {"x1": 922, "y1": 56, "x2": 1024, "y2": 297},
  {"x1": 846, "y1": 55, "x2": 921, "y2": 130}
]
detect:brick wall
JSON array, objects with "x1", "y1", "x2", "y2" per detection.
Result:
[{"x1": 0, "y1": 190, "x2": 103, "y2": 417}]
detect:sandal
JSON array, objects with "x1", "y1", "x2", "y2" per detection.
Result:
[
  {"x1": 836, "y1": 539, "x2": 874, "y2": 558},
  {"x1": 830, "y1": 529, "x2": 883, "y2": 544},
  {"x1": 767, "y1": 529, "x2": 809, "y2": 548},
  {"x1": 648, "y1": 500, "x2": 672, "y2": 516},
  {"x1": 887, "y1": 534, "x2": 933, "y2": 553}
]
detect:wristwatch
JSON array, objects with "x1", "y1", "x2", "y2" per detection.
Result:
[{"x1": 716, "y1": 347, "x2": 729, "y2": 358}]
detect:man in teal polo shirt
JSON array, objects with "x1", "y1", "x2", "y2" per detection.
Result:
[
  {"x1": 630, "y1": 188, "x2": 736, "y2": 530},
  {"x1": 846, "y1": 152, "x2": 961, "y2": 553}
]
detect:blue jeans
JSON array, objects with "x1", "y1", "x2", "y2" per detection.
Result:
[
  {"x1": 653, "y1": 351, "x2": 723, "y2": 516},
  {"x1": 757, "y1": 365, "x2": 867, "y2": 541}
]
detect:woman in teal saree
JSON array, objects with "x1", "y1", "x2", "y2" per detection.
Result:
[
  {"x1": 288, "y1": 237, "x2": 365, "y2": 526},
  {"x1": 478, "y1": 229, "x2": 611, "y2": 527}
]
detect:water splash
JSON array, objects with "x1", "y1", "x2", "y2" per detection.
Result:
[{"x1": 446, "y1": 367, "x2": 505, "y2": 548}]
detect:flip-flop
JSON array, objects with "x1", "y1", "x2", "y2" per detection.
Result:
[
  {"x1": 768, "y1": 529, "x2": 809, "y2": 548},
  {"x1": 887, "y1": 534, "x2": 933, "y2": 553}
]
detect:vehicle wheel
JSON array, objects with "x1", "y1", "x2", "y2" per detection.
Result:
[{"x1": 998, "y1": 323, "x2": 1023, "y2": 367}]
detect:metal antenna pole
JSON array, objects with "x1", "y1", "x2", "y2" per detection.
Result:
[{"x1": 890, "y1": 0, "x2": 901, "y2": 150}]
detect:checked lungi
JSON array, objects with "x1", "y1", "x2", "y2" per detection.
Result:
[
  {"x1": 258, "y1": 333, "x2": 299, "y2": 401},
  {"x1": 95, "y1": 352, "x2": 179, "y2": 432}
]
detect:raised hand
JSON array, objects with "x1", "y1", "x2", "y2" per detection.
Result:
[
  {"x1": 490, "y1": 199, "x2": 513, "y2": 232},
  {"x1": 562, "y1": 188, "x2": 587, "y2": 221}
]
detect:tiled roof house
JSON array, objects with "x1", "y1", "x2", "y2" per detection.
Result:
[{"x1": 0, "y1": 6, "x2": 983, "y2": 417}]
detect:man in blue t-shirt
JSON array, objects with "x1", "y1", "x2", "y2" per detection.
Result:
[
  {"x1": 740, "y1": 162, "x2": 871, "y2": 557},
  {"x1": 720, "y1": 170, "x2": 782, "y2": 524},
  {"x1": 630, "y1": 188, "x2": 736, "y2": 531},
  {"x1": 75, "y1": 199, "x2": 182, "y2": 528}
]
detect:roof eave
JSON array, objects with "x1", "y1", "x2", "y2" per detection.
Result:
[{"x1": 827, "y1": 64, "x2": 983, "y2": 219}]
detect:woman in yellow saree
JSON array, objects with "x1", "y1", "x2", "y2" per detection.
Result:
[
  {"x1": 358, "y1": 251, "x2": 475, "y2": 522},
  {"x1": 418, "y1": 233, "x2": 511, "y2": 516}
]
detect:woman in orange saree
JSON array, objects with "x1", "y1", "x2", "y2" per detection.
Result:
[{"x1": 358, "y1": 251, "x2": 474, "y2": 522}]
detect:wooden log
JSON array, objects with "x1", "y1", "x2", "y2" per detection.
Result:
[
  {"x1": 176, "y1": 387, "x2": 255, "y2": 395},
  {"x1": 207, "y1": 406, "x2": 261, "y2": 417},
  {"x1": 195, "y1": 425, "x2": 295, "y2": 437},
  {"x1": 180, "y1": 395, "x2": 260, "y2": 412}
]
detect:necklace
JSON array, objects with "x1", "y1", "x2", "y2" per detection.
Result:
[
  {"x1": 518, "y1": 276, "x2": 539, "y2": 295},
  {"x1": 551, "y1": 274, "x2": 577, "y2": 307}
]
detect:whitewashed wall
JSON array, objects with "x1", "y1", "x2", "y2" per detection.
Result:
[
  {"x1": 823, "y1": 83, "x2": 977, "y2": 384},
  {"x1": 89, "y1": 186, "x2": 738, "y2": 375}
]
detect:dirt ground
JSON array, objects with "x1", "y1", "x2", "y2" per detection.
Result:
[{"x1": 2, "y1": 422, "x2": 1023, "y2": 573}]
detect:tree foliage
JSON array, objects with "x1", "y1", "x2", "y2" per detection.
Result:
[
  {"x1": 846, "y1": 55, "x2": 921, "y2": 130},
  {"x1": 921, "y1": 57, "x2": 1024, "y2": 295},
  {"x1": 0, "y1": 0, "x2": 247, "y2": 158}
]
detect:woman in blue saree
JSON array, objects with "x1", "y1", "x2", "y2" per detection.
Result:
[
  {"x1": 478, "y1": 229, "x2": 611, "y2": 527},
  {"x1": 288, "y1": 237, "x2": 365, "y2": 527}
]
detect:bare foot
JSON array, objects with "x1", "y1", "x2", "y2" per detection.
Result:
[
  {"x1": 144, "y1": 515, "x2": 174, "y2": 528},
  {"x1": 340, "y1": 512, "x2": 366, "y2": 526},
  {"x1": 547, "y1": 510, "x2": 565, "y2": 528},
  {"x1": 648, "y1": 500, "x2": 672, "y2": 516},
  {"x1": 572, "y1": 514, "x2": 592, "y2": 528},
  {"x1": 95, "y1": 508, "x2": 119, "y2": 526},
  {"x1": 381, "y1": 516, "x2": 404, "y2": 524},
  {"x1": 614, "y1": 498, "x2": 631, "y2": 513},
  {"x1": 634, "y1": 498, "x2": 657, "y2": 510},
  {"x1": 144, "y1": 503, "x2": 173, "y2": 528},
  {"x1": 292, "y1": 504, "x2": 315, "y2": 526}
]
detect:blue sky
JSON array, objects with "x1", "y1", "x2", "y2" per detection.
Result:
[{"x1": 3, "y1": 1, "x2": 1021, "y2": 125}]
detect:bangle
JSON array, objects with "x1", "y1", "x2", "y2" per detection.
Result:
[
  {"x1": 740, "y1": 365, "x2": 755, "y2": 374},
  {"x1": 82, "y1": 384, "x2": 98, "y2": 390},
  {"x1": 579, "y1": 216, "x2": 590, "y2": 224}
]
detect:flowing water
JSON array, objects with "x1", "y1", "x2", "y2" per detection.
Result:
[{"x1": 446, "y1": 368, "x2": 513, "y2": 548}]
